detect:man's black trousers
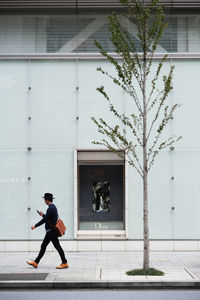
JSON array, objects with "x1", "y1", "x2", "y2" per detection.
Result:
[{"x1": 35, "y1": 230, "x2": 67, "y2": 264}]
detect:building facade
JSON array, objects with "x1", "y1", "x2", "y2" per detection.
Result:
[{"x1": 0, "y1": 0, "x2": 200, "y2": 252}]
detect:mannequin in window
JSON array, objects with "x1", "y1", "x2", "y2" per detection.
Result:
[{"x1": 92, "y1": 181, "x2": 110, "y2": 212}]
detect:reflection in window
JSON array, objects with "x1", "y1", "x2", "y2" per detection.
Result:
[{"x1": 0, "y1": 14, "x2": 200, "y2": 54}]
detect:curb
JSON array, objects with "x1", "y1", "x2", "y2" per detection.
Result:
[{"x1": 1, "y1": 281, "x2": 200, "y2": 289}]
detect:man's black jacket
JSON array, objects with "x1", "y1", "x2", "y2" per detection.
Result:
[{"x1": 35, "y1": 203, "x2": 58, "y2": 231}]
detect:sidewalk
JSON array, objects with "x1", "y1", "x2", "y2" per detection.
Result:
[{"x1": 1, "y1": 251, "x2": 200, "y2": 289}]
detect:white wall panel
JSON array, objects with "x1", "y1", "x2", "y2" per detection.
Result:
[
  {"x1": 148, "y1": 151, "x2": 174, "y2": 239},
  {"x1": 173, "y1": 59, "x2": 200, "y2": 149},
  {"x1": 0, "y1": 60, "x2": 28, "y2": 148},
  {"x1": 77, "y1": 59, "x2": 125, "y2": 148},
  {"x1": 30, "y1": 60, "x2": 77, "y2": 149},
  {"x1": 173, "y1": 150, "x2": 200, "y2": 239},
  {"x1": 0, "y1": 151, "x2": 29, "y2": 239},
  {"x1": 29, "y1": 150, "x2": 74, "y2": 239}
]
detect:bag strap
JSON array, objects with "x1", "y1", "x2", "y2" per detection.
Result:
[{"x1": 47, "y1": 219, "x2": 55, "y2": 229}]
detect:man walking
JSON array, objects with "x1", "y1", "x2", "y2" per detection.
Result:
[{"x1": 26, "y1": 193, "x2": 68, "y2": 269}]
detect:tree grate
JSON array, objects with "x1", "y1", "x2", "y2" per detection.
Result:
[{"x1": 0, "y1": 273, "x2": 48, "y2": 281}]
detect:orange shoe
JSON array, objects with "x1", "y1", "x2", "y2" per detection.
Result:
[
  {"x1": 26, "y1": 260, "x2": 38, "y2": 268},
  {"x1": 56, "y1": 263, "x2": 69, "y2": 269}
]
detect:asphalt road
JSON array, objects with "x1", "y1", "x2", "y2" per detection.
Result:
[{"x1": 1, "y1": 290, "x2": 200, "y2": 300}]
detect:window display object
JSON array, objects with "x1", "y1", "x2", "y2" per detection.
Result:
[{"x1": 92, "y1": 181, "x2": 110, "y2": 212}]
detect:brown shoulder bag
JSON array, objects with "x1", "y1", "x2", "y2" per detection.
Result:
[
  {"x1": 48, "y1": 217, "x2": 66, "y2": 237},
  {"x1": 54, "y1": 218, "x2": 66, "y2": 237}
]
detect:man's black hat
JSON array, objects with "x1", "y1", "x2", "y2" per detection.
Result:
[{"x1": 42, "y1": 193, "x2": 55, "y2": 202}]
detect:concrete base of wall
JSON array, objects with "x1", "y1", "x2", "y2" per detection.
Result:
[{"x1": 0, "y1": 240, "x2": 200, "y2": 252}]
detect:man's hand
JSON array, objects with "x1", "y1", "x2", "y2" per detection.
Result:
[
  {"x1": 31, "y1": 225, "x2": 35, "y2": 230},
  {"x1": 37, "y1": 211, "x2": 44, "y2": 216}
]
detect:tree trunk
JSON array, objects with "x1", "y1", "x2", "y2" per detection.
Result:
[
  {"x1": 142, "y1": 10, "x2": 150, "y2": 270},
  {"x1": 142, "y1": 84, "x2": 150, "y2": 270},
  {"x1": 142, "y1": 92, "x2": 150, "y2": 270},
  {"x1": 143, "y1": 165, "x2": 149, "y2": 270}
]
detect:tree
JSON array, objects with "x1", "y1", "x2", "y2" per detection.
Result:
[{"x1": 91, "y1": 0, "x2": 182, "y2": 272}]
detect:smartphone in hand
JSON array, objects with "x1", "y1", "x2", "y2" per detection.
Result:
[{"x1": 36, "y1": 210, "x2": 44, "y2": 216}]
